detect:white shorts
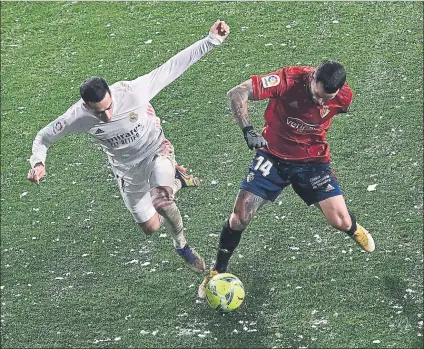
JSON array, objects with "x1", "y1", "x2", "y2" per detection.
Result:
[{"x1": 117, "y1": 140, "x2": 176, "y2": 223}]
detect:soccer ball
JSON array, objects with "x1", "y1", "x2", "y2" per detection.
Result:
[{"x1": 205, "y1": 273, "x2": 245, "y2": 312}]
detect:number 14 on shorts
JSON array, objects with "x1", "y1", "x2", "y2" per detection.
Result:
[{"x1": 254, "y1": 156, "x2": 273, "y2": 177}]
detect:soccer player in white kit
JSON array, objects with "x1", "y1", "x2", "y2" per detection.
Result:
[{"x1": 27, "y1": 20, "x2": 230, "y2": 274}]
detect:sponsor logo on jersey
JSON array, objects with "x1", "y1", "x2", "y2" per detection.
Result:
[
  {"x1": 286, "y1": 117, "x2": 322, "y2": 133},
  {"x1": 261, "y1": 74, "x2": 280, "y2": 88},
  {"x1": 95, "y1": 128, "x2": 105, "y2": 134},
  {"x1": 105, "y1": 123, "x2": 143, "y2": 147},
  {"x1": 52, "y1": 120, "x2": 66, "y2": 135},
  {"x1": 129, "y1": 111, "x2": 138, "y2": 123},
  {"x1": 320, "y1": 105, "x2": 330, "y2": 118},
  {"x1": 246, "y1": 172, "x2": 255, "y2": 183}
]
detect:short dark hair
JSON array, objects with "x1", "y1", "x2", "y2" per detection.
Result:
[
  {"x1": 79, "y1": 77, "x2": 110, "y2": 103},
  {"x1": 315, "y1": 60, "x2": 346, "y2": 93}
]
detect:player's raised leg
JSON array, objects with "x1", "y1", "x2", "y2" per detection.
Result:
[
  {"x1": 198, "y1": 189, "x2": 267, "y2": 298},
  {"x1": 150, "y1": 154, "x2": 205, "y2": 273},
  {"x1": 316, "y1": 195, "x2": 375, "y2": 252},
  {"x1": 150, "y1": 185, "x2": 204, "y2": 273}
]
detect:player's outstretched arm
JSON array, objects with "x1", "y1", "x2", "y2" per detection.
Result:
[
  {"x1": 27, "y1": 119, "x2": 66, "y2": 185},
  {"x1": 27, "y1": 123, "x2": 60, "y2": 185},
  {"x1": 132, "y1": 20, "x2": 230, "y2": 102},
  {"x1": 27, "y1": 105, "x2": 88, "y2": 185},
  {"x1": 227, "y1": 79, "x2": 267, "y2": 150}
]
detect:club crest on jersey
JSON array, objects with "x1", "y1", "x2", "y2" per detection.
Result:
[
  {"x1": 246, "y1": 172, "x2": 255, "y2": 183},
  {"x1": 129, "y1": 112, "x2": 138, "y2": 123},
  {"x1": 261, "y1": 74, "x2": 280, "y2": 88},
  {"x1": 320, "y1": 105, "x2": 330, "y2": 118},
  {"x1": 52, "y1": 120, "x2": 66, "y2": 134}
]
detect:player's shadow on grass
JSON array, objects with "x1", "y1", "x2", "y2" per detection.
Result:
[{"x1": 383, "y1": 275, "x2": 423, "y2": 348}]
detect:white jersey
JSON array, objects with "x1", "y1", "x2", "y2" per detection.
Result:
[{"x1": 30, "y1": 37, "x2": 215, "y2": 178}]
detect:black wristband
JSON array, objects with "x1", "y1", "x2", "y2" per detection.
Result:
[{"x1": 242, "y1": 126, "x2": 254, "y2": 135}]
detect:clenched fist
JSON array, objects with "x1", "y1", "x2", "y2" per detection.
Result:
[
  {"x1": 207, "y1": 20, "x2": 230, "y2": 45},
  {"x1": 27, "y1": 163, "x2": 46, "y2": 184}
]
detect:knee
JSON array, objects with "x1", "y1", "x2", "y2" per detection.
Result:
[
  {"x1": 138, "y1": 218, "x2": 161, "y2": 236},
  {"x1": 328, "y1": 213, "x2": 352, "y2": 232},
  {"x1": 152, "y1": 187, "x2": 174, "y2": 216},
  {"x1": 229, "y1": 211, "x2": 250, "y2": 231},
  {"x1": 153, "y1": 198, "x2": 174, "y2": 217}
]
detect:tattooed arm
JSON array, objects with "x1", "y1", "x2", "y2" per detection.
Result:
[
  {"x1": 227, "y1": 79, "x2": 268, "y2": 150},
  {"x1": 227, "y1": 79, "x2": 255, "y2": 129}
]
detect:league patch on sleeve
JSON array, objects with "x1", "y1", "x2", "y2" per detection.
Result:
[
  {"x1": 52, "y1": 120, "x2": 66, "y2": 135},
  {"x1": 261, "y1": 74, "x2": 280, "y2": 88}
]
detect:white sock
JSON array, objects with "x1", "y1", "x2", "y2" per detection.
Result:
[
  {"x1": 159, "y1": 203, "x2": 187, "y2": 249},
  {"x1": 163, "y1": 219, "x2": 187, "y2": 249}
]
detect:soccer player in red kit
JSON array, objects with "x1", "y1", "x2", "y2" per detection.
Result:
[{"x1": 198, "y1": 60, "x2": 375, "y2": 298}]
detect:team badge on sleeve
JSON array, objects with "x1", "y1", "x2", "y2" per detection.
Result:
[
  {"x1": 52, "y1": 120, "x2": 66, "y2": 134},
  {"x1": 261, "y1": 74, "x2": 280, "y2": 88}
]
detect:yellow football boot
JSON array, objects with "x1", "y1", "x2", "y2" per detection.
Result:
[
  {"x1": 198, "y1": 270, "x2": 219, "y2": 298},
  {"x1": 175, "y1": 165, "x2": 200, "y2": 188},
  {"x1": 352, "y1": 224, "x2": 375, "y2": 252}
]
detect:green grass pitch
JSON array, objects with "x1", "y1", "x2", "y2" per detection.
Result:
[{"x1": 1, "y1": 2, "x2": 423, "y2": 348}]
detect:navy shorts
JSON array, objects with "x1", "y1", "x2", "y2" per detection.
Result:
[{"x1": 240, "y1": 150, "x2": 342, "y2": 205}]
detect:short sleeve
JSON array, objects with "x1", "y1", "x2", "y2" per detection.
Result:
[{"x1": 251, "y1": 69, "x2": 287, "y2": 100}]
